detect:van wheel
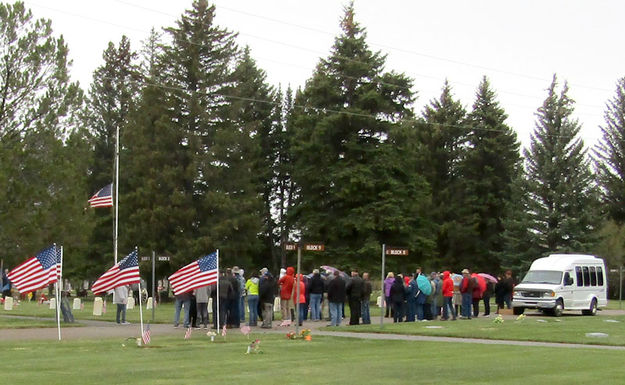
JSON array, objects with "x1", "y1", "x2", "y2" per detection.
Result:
[
  {"x1": 513, "y1": 307, "x2": 524, "y2": 315},
  {"x1": 582, "y1": 298, "x2": 597, "y2": 316},
  {"x1": 552, "y1": 299, "x2": 563, "y2": 317}
]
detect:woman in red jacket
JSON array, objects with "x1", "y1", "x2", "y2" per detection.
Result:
[{"x1": 441, "y1": 271, "x2": 457, "y2": 320}]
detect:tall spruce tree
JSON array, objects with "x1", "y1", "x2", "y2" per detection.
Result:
[
  {"x1": 83, "y1": 35, "x2": 141, "y2": 275},
  {"x1": 459, "y1": 77, "x2": 521, "y2": 272},
  {"x1": 595, "y1": 77, "x2": 625, "y2": 223},
  {"x1": 0, "y1": 2, "x2": 88, "y2": 267},
  {"x1": 418, "y1": 81, "x2": 469, "y2": 269},
  {"x1": 290, "y1": 4, "x2": 433, "y2": 270},
  {"x1": 524, "y1": 75, "x2": 600, "y2": 255}
]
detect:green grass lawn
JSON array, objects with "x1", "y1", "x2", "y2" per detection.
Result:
[
  {"x1": 0, "y1": 317, "x2": 83, "y2": 329},
  {"x1": 2, "y1": 333, "x2": 625, "y2": 385},
  {"x1": 329, "y1": 313, "x2": 625, "y2": 346}
]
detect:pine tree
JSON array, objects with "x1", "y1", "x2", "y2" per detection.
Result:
[
  {"x1": 524, "y1": 75, "x2": 600, "y2": 254},
  {"x1": 417, "y1": 81, "x2": 469, "y2": 269},
  {"x1": 290, "y1": 4, "x2": 433, "y2": 270},
  {"x1": 459, "y1": 77, "x2": 521, "y2": 272},
  {"x1": 595, "y1": 77, "x2": 625, "y2": 223},
  {"x1": 0, "y1": 2, "x2": 88, "y2": 266}
]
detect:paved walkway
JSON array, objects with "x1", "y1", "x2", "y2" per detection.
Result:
[{"x1": 2, "y1": 310, "x2": 624, "y2": 351}]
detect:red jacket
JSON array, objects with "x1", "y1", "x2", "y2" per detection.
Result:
[
  {"x1": 442, "y1": 271, "x2": 454, "y2": 297},
  {"x1": 278, "y1": 267, "x2": 295, "y2": 300},
  {"x1": 294, "y1": 275, "x2": 306, "y2": 304}
]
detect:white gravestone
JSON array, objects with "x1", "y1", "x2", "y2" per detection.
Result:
[
  {"x1": 3, "y1": 296, "x2": 13, "y2": 310},
  {"x1": 146, "y1": 297, "x2": 153, "y2": 310},
  {"x1": 126, "y1": 296, "x2": 135, "y2": 309},
  {"x1": 93, "y1": 297, "x2": 103, "y2": 316},
  {"x1": 73, "y1": 298, "x2": 81, "y2": 310},
  {"x1": 49, "y1": 297, "x2": 56, "y2": 310}
]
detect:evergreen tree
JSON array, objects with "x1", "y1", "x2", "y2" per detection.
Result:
[
  {"x1": 459, "y1": 77, "x2": 521, "y2": 272},
  {"x1": 524, "y1": 76, "x2": 600, "y2": 254},
  {"x1": 83, "y1": 35, "x2": 141, "y2": 275},
  {"x1": 290, "y1": 4, "x2": 433, "y2": 270},
  {"x1": 595, "y1": 77, "x2": 625, "y2": 223},
  {"x1": 0, "y1": 2, "x2": 88, "y2": 267},
  {"x1": 417, "y1": 81, "x2": 469, "y2": 269}
]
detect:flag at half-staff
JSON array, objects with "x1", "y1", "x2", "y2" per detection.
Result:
[
  {"x1": 88, "y1": 183, "x2": 113, "y2": 208},
  {"x1": 91, "y1": 249, "x2": 140, "y2": 294},
  {"x1": 8, "y1": 245, "x2": 61, "y2": 293},
  {"x1": 168, "y1": 252, "x2": 218, "y2": 295}
]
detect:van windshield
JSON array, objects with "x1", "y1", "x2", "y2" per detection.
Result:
[{"x1": 521, "y1": 271, "x2": 563, "y2": 285}]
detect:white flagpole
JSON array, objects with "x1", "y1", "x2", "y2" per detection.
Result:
[
  {"x1": 114, "y1": 125, "x2": 120, "y2": 264},
  {"x1": 56, "y1": 244, "x2": 63, "y2": 341},
  {"x1": 216, "y1": 249, "x2": 220, "y2": 330},
  {"x1": 138, "y1": 279, "x2": 145, "y2": 341}
]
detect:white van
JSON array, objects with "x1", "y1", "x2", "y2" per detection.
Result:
[{"x1": 512, "y1": 254, "x2": 607, "y2": 316}]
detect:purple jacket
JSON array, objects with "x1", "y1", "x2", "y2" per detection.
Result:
[{"x1": 384, "y1": 277, "x2": 395, "y2": 297}]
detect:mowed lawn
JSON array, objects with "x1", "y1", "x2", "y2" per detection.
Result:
[{"x1": 2, "y1": 333, "x2": 625, "y2": 385}]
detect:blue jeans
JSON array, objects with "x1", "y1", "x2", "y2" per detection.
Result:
[
  {"x1": 310, "y1": 293, "x2": 322, "y2": 320},
  {"x1": 443, "y1": 296, "x2": 456, "y2": 320},
  {"x1": 298, "y1": 303, "x2": 307, "y2": 324},
  {"x1": 416, "y1": 302, "x2": 424, "y2": 321},
  {"x1": 116, "y1": 303, "x2": 126, "y2": 323},
  {"x1": 503, "y1": 293, "x2": 512, "y2": 309},
  {"x1": 247, "y1": 295, "x2": 258, "y2": 325},
  {"x1": 329, "y1": 302, "x2": 342, "y2": 326},
  {"x1": 361, "y1": 299, "x2": 370, "y2": 324},
  {"x1": 174, "y1": 297, "x2": 191, "y2": 327},
  {"x1": 240, "y1": 296, "x2": 246, "y2": 321},
  {"x1": 461, "y1": 293, "x2": 472, "y2": 318},
  {"x1": 406, "y1": 300, "x2": 416, "y2": 322}
]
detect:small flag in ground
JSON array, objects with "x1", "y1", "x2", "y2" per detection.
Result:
[
  {"x1": 184, "y1": 327, "x2": 192, "y2": 340},
  {"x1": 142, "y1": 324, "x2": 151, "y2": 345},
  {"x1": 168, "y1": 252, "x2": 218, "y2": 295},
  {"x1": 240, "y1": 325, "x2": 251, "y2": 337},
  {"x1": 222, "y1": 324, "x2": 227, "y2": 337},
  {"x1": 88, "y1": 183, "x2": 113, "y2": 208},
  {"x1": 91, "y1": 250, "x2": 140, "y2": 294},
  {"x1": 8, "y1": 245, "x2": 60, "y2": 294}
]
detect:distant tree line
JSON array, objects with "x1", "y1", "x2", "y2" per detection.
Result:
[{"x1": 2, "y1": 1, "x2": 625, "y2": 283}]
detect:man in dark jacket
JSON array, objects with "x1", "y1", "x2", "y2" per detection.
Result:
[
  {"x1": 226, "y1": 268, "x2": 240, "y2": 328},
  {"x1": 361, "y1": 272, "x2": 372, "y2": 324},
  {"x1": 258, "y1": 271, "x2": 276, "y2": 328},
  {"x1": 460, "y1": 269, "x2": 474, "y2": 319},
  {"x1": 211, "y1": 272, "x2": 233, "y2": 329},
  {"x1": 309, "y1": 269, "x2": 325, "y2": 321},
  {"x1": 326, "y1": 271, "x2": 346, "y2": 326},
  {"x1": 346, "y1": 269, "x2": 364, "y2": 325}
]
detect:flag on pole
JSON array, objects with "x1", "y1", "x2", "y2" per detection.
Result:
[
  {"x1": 142, "y1": 324, "x2": 151, "y2": 345},
  {"x1": 184, "y1": 327, "x2": 192, "y2": 340},
  {"x1": 91, "y1": 250, "x2": 140, "y2": 294},
  {"x1": 168, "y1": 252, "x2": 218, "y2": 295},
  {"x1": 8, "y1": 245, "x2": 60, "y2": 294},
  {"x1": 222, "y1": 324, "x2": 227, "y2": 337},
  {"x1": 88, "y1": 183, "x2": 113, "y2": 208}
]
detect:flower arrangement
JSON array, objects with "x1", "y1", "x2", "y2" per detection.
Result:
[
  {"x1": 516, "y1": 314, "x2": 526, "y2": 322},
  {"x1": 286, "y1": 331, "x2": 297, "y2": 340},
  {"x1": 493, "y1": 315, "x2": 504, "y2": 324},
  {"x1": 286, "y1": 329, "x2": 312, "y2": 340},
  {"x1": 300, "y1": 329, "x2": 311, "y2": 338},
  {"x1": 206, "y1": 331, "x2": 217, "y2": 341},
  {"x1": 246, "y1": 339, "x2": 262, "y2": 354}
]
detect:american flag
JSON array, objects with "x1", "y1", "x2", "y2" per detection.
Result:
[
  {"x1": 8, "y1": 245, "x2": 61, "y2": 294},
  {"x1": 91, "y1": 250, "x2": 140, "y2": 295},
  {"x1": 88, "y1": 183, "x2": 113, "y2": 208},
  {"x1": 142, "y1": 324, "x2": 151, "y2": 345},
  {"x1": 168, "y1": 252, "x2": 218, "y2": 295},
  {"x1": 221, "y1": 324, "x2": 227, "y2": 337},
  {"x1": 184, "y1": 327, "x2": 192, "y2": 340}
]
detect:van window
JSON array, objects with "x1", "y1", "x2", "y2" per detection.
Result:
[
  {"x1": 597, "y1": 266, "x2": 604, "y2": 286},
  {"x1": 583, "y1": 266, "x2": 590, "y2": 286},
  {"x1": 590, "y1": 267, "x2": 597, "y2": 286},
  {"x1": 576, "y1": 266, "x2": 583, "y2": 287}
]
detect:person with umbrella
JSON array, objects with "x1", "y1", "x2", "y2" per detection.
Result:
[{"x1": 415, "y1": 268, "x2": 431, "y2": 321}]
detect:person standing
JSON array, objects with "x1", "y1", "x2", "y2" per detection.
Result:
[
  {"x1": 211, "y1": 272, "x2": 233, "y2": 329},
  {"x1": 295, "y1": 274, "x2": 306, "y2": 326},
  {"x1": 2, "y1": 268, "x2": 11, "y2": 298},
  {"x1": 441, "y1": 271, "x2": 456, "y2": 321},
  {"x1": 406, "y1": 274, "x2": 418, "y2": 322},
  {"x1": 361, "y1": 272, "x2": 372, "y2": 324},
  {"x1": 309, "y1": 269, "x2": 324, "y2": 321},
  {"x1": 259, "y1": 270, "x2": 276, "y2": 328},
  {"x1": 327, "y1": 270, "x2": 346, "y2": 327},
  {"x1": 173, "y1": 291, "x2": 192, "y2": 328},
  {"x1": 431, "y1": 272, "x2": 442, "y2": 319},
  {"x1": 346, "y1": 269, "x2": 364, "y2": 325},
  {"x1": 233, "y1": 266, "x2": 246, "y2": 323},
  {"x1": 460, "y1": 269, "x2": 474, "y2": 319},
  {"x1": 195, "y1": 285, "x2": 211, "y2": 329},
  {"x1": 226, "y1": 268, "x2": 241, "y2": 328},
  {"x1": 390, "y1": 276, "x2": 406, "y2": 323},
  {"x1": 245, "y1": 271, "x2": 260, "y2": 326},
  {"x1": 278, "y1": 266, "x2": 295, "y2": 322},
  {"x1": 383, "y1": 272, "x2": 395, "y2": 318},
  {"x1": 502, "y1": 270, "x2": 515, "y2": 309},
  {"x1": 113, "y1": 285, "x2": 130, "y2": 325},
  {"x1": 483, "y1": 279, "x2": 493, "y2": 317}
]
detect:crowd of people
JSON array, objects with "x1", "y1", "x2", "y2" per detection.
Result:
[{"x1": 384, "y1": 268, "x2": 516, "y2": 322}]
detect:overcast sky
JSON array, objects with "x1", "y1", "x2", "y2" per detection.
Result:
[{"x1": 21, "y1": 0, "x2": 625, "y2": 150}]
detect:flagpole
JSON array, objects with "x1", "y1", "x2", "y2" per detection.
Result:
[
  {"x1": 216, "y1": 249, "x2": 220, "y2": 331},
  {"x1": 114, "y1": 125, "x2": 120, "y2": 264},
  {"x1": 138, "y1": 252, "x2": 144, "y2": 341},
  {"x1": 56, "y1": 244, "x2": 62, "y2": 341}
]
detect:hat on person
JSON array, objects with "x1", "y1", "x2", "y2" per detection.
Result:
[{"x1": 461, "y1": 268, "x2": 470, "y2": 274}]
